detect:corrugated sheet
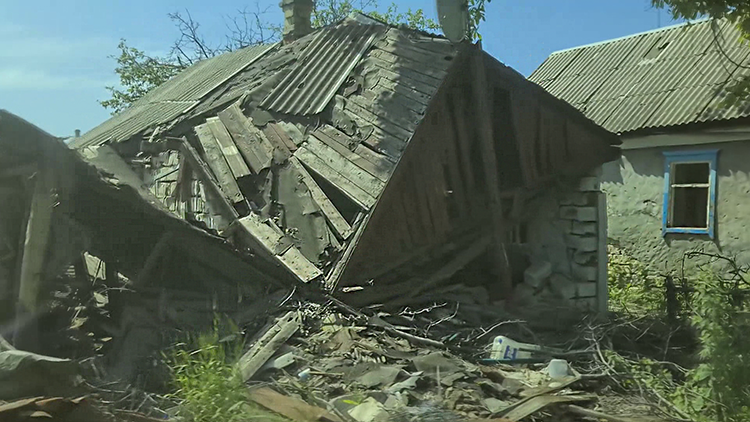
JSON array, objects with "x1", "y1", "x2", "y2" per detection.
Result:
[
  {"x1": 529, "y1": 18, "x2": 750, "y2": 134},
  {"x1": 72, "y1": 43, "x2": 276, "y2": 149},
  {"x1": 260, "y1": 22, "x2": 385, "y2": 115}
]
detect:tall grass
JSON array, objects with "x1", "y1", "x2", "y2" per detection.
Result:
[{"x1": 165, "y1": 318, "x2": 289, "y2": 422}]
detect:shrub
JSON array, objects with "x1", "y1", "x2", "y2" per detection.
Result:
[{"x1": 166, "y1": 318, "x2": 289, "y2": 422}]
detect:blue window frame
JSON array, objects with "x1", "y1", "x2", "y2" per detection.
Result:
[{"x1": 662, "y1": 150, "x2": 718, "y2": 239}]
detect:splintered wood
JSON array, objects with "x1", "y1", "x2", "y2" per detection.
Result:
[{"x1": 238, "y1": 311, "x2": 301, "y2": 382}]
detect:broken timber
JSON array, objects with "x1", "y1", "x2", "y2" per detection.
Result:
[
  {"x1": 471, "y1": 48, "x2": 513, "y2": 297},
  {"x1": 289, "y1": 157, "x2": 352, "y2": 240},
  {"x1": 178, "y1": 137, "x2": 240, "y2": 222},
  {"x1": 232, "y1": 213, "x2": 323, "y2": 283},
  {"x1": 238, "y1": 311, "x2": 301, "y2": 382},
  {"x1": 206, "y1": 117, "x2": 251, "y2": 179},
  {"x1": 248, "y1": 388, "x2": 342, "y2": 422},
  {"x1": 217, "y1": 103, "x2": 273, "y2": 173},
  {"x1": 194, "y1": 122, "x2": 244, "y2": 204}
]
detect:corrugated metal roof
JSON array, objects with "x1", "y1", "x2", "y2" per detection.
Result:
[
  {"x1": 71, "y1": 43, "x2": 276, "y2": 149},
  {"x1": 259, "y1": 21, "x2": 385, "y2": 115},
  {"x1": 529, "y1": 18, "x2": 750, "y2": 134}
]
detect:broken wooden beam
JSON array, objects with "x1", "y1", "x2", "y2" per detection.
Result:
[
  {"x1": 233, "y1": 214, "x2": 323, "y2": 283},
  {"x1": 194, "y1": 122, "x2": 245, "y2": 204},
  {"x1": 470, "y1": 48, "x2": 513, "y2": 298},
  {"x1": 178, "y1": 137, "x2": 239, "y2": 222},
  {"x1": 14, "y1": 169, "x2": 55, "y2": 349},
  {"x1": 238, "y1": 311, "x2": 300, "y2": 382},
  {"x1": 217, "y1": 103, "x2": 273, "y2": 173},
  {"x1": 206, "y1": 117, "x2": 252, "y2": 179},
  {"x1": 289, "y1": 157, "x2": 352, "y2": 240},
  {"x1": 247, "y1": 387, "x2": 342, "y2": 422}
]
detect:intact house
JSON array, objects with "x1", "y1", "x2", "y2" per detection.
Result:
[
  {"x1": 530, "y1": 18, "x2": 750, "y2": 273},
  {"x1": 69, "y1": 8, "x2": 621, "y2": 314}
]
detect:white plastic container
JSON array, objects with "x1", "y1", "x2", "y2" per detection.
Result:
[
  {"x1": 546, "y1": 359, "x2": 570, "y2": 379},
  {"x1": 490, "y1": 336, "x2": 541, "y2": 361}
]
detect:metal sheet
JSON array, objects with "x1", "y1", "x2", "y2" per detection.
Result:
[
  {"x1": 260, "y1": 23, "x2": 385, "y2": 115},
  {"x1": 529, "y1": 17, "x2": 750, "y2": 134},
  {"x1": 72, "y1": 44, "x2": 276, "y2": 149}
]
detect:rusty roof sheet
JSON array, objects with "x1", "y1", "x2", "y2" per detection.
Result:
[
  {"x1": 71, "y1": 43, "x2": 276, "y2": 149},
  {"x1": 529, "y1": 18, "x2": 750, "y2": 134},
  {"x1": 259, "y1": 22, "x2": 386, "y2": 115}
]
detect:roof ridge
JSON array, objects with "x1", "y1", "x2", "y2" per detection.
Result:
[{"x1": 549, "y1": 18, "x2": 712, "y2": 56}]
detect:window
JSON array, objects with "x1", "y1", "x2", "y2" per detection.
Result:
[{"x1": 662, "y1": 150, "x2": 718, "y2": 238}]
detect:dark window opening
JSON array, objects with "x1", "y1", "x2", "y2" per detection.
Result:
[
  {"x1": 307, "y1": 169, "x2": 361, "y2": 224},
  {"x1": 669, "y1": 162, "x2": 710, "y2": 229}
]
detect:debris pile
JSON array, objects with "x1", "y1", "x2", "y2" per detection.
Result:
[{"x1": 233, "y1": 302, "x2": 670, "y2": 422}]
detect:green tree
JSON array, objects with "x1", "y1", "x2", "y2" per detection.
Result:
[
  {"x1": 101, "y1": 0, "x2": 491, "y2": 113},
  {"x1": 652, "y1": 0, "x2": 750, "y2": 103}
]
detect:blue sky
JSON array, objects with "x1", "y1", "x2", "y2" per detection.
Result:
[{"x1": 0, "y1": 0, "x2": 680, "y2": 137}]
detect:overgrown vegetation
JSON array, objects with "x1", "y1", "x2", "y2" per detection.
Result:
[
  {"x1": 605, "y1": 246, "x2": 750, "y2": 422},
  {"x1": 165, "y1": 318, "x2": 288, "y2": 422}
]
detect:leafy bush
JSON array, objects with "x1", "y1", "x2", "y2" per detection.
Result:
[
  {"x1": 682, "y1": 265, "x2": 750, "y2": 422},
  {"x1": 606, "y1": 247, "x2": 750, "y2": 422},
  {"x1": 166, "y1": 318, "x2": 289, "y2": 422},
  {"x1": 607, "y1": 246, "x2": 666, "y2": 316}
]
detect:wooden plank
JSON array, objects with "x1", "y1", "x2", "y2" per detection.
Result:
[
  {"x1": 311, "y1": 131, "x2": 390, "y2": 182},
  {"x1": 205, "y1": 117, "x2": 251, "y2": 179},
  {"x1": 294, "y1": 148, "x2": 377, "y2": 209},
  {"x1": 289, "y1": 157, "x2": 352, "y2": 239},
  {"x1": 318, "y1": 124, "x2": 396, "y2": 172},
  {"x1": 363, "y1": 85, "x2": 428, "y2": 115},
  {"x1": 179, "y1": 138, "x2": 239, "y2": 221},
  {"x1": 438, "y1": 101, "x2": 469, "y2": 219},
  {"x1": 194, "y1": 123, "x2": 244, "y2": 204},
  {"x1": 326, "y1": 212, "x2": 367, "y2": 291},
  {"x1": 471, "y1": 49, "x2": 513, "y2": 297},
  {"x1": 248, "y1": 387, "x2": 341, "y2": 422},
  {"x1": 261, "y1": 125, "x2": 293, "y2": 161},
  {"x1": 267, "y1": 122, "x2": 298, "y2": 152},
  {"x1": 236, "y1": 214, "x2": 323, "y2": 282},
  {"x1": 345, "y1": 93, "x2": 422, "y2": 135},
  {"x1": 340, "y1": 109, "x2": 407, "y2": 160},
  {"x1": 369, "y1": 48, "x2": 450, "y2": 79},
  {"x1": 217, "y1": 103, "x2": 273, "y2": 173},
  {"x1": 238, "y1": 311, "x2": 300, "y2": 382}
]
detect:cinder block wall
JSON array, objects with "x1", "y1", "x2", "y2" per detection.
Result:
[{"x1": 521, "y1": 166, "x2": 608, "y2": 312}]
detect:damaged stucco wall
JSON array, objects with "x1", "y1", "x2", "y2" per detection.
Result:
[
  {"x1": 601, "y1": 140, "x2": 750, "y2": 274},
  {"x1": 519, "y1": 167, "x2": 607, "y2": 312}
]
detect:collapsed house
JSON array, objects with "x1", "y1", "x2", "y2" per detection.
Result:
[
  {"x1": 68, "y1": 10, "x2": 621, "y2": 316},
  {"x1": 0, "y1": 110, "x2": 298, "y2": 385}
]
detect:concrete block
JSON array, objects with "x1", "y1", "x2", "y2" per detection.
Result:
[
  {"x1": 587, "y1": 166, "x2": 603, "y2": 178},
  {"x1": 577, "y1": 281, "x2": 597, "y2": 297},
  {"x1": 573, "y1": 297, "x2": 597, "y2": 311},
  {"x1": 549, "y1": 274, "x2": 576, "y2": 300},
  {"x1": 559, "y1": 192, "x2": 589, "y2": 206},
  {"x1": 566, "y1": 234, "x2": 598, "y2": 252},
  {"x1": 559, "y1": 206, "x2": 597, "y2": 222},
  {"x1": 524, "y1": 261, "x2": 552, "y2": 288},
  {"x1": 572, "y1": 263, "x2": 597, "y2": 281},
  {"x1": 571, "y1": 221, "x2": 597, "y2": 235},
  {"x1": 578, "y1": 176, "x2": 601, "y2": 192},
  {"x1": 573, "y1": 250, "x2": 597, "y2": 265}
]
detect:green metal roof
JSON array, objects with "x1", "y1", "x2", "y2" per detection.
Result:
[
  {"x1": 529, "y1": 19, "x2": 750, "y2": 134},
  {"x1": 70, "y1": 43, "x2": 277, "y2": 149}
]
